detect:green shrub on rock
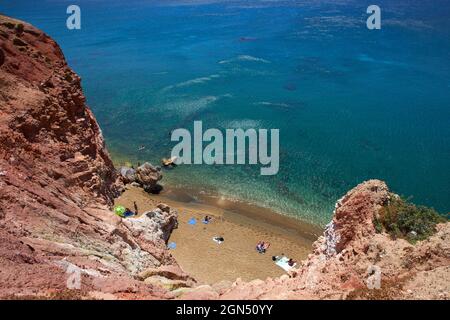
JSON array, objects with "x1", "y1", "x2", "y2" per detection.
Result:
[{"x1": 374, "y1": 196, "x2": 447, "y2": 243}]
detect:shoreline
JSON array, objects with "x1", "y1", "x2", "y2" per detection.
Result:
[
  {"x1": 158, "y1": 186, "x2": 323, "y2": 242},
  {"x1": 110, "y1": 154, "x2": 332, "y2": 228},
  {"x1": 112, "y1": 156, "x2": 327, "y2": 231},
  {"x1": 116, "y1": 185, "x2": 323, "y2": 284}
]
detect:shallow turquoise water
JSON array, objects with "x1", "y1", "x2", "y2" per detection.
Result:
[{"x1": 3, "y1": 0, "x2": 449, "y2": 225}]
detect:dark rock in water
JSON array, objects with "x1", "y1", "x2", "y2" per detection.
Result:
[
  {"x1": 136, "y1": 162, "x2": 163, "y2": 194},
  {"x1": 239, "y1": 37, "x2": 257, "y2": 42},
  {"x1": 283, "y1": 83, "x2": 297, "y2": 91},
  {"x1": 144, "y1": 183, "x2": 163, "y2": 194}
]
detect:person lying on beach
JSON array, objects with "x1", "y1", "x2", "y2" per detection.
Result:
[
  {"x1": 213, "y1": 236, "x2": 224, "y2": 244},
  {"x1": 256, "y1": 241, "x2": 270, "y2": 253},
  {"x1": 256, "y1": 241, "x2": 263, "y2": 252},
  {"x1": 288, "y1": 258, "x2": 297, "y2": 267},
  {"x1": 202, "y1": 215, "x2": 212, "y2": 224}
]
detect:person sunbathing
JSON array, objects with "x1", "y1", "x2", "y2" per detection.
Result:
[
  {"x1": 288, "y1": 258, "x2": 296, "y2": 267},
  {"x1": 256, "y1": 241, "x2": 270, "y2": 253},
  {"x1": 202, "y1": 215, "x2": 212, "y2": 224},
  {"x1": 256, "y1": 241, "x2": 263, "y2": 252}
]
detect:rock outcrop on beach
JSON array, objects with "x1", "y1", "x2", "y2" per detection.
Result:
[
  {"x1": 0, "y1": 15, "x2": 185, "y2": 299},
  {"x1": 0, "y1": 16, "x2": 448, "y2": 300},
  {"x1": 119, "y1": 163, "x2": 163, "y2": 194}
]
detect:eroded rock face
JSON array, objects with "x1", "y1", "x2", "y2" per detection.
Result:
[
  {"x1": 119, "y1": 162, "x2": 163, "y2": 193},
  {"x1": 119, "y1": 166, "x2": 136, "y2": 183},
  {"x1": 0, "y1": 15, "x2": 183, "y2": 299},
  {"x1": 136, "y1": 163, "x2": 163, "y2": 193},
  {"x1": 0, "y1": 49, "x2": 5, "y2": 67},
  {"x1": 194, "y1": 180, "x2": 449, "y2": 300}
]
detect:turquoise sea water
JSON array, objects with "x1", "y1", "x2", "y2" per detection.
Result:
[{"x1": 2, "y1": 0, "x2": 449, "y2": 225}]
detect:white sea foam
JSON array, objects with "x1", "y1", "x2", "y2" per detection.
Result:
[
  {"x1": 222, "y1": 119, "x2": 262, "y2": 129},
  {"x1": 160, "y1": 93, "x2": 231, "y2": 117},
  {"x1": 254, "y1": 101, "x2": 290, "y2": 108},
  {"x1": 219, "y1": 55, "x2": 270, "y2": 64},
  {"x1": 162, "y1": 74, "x2": 221, "y2": 91},
  {"x1": 160, "y1": 95, "x2": 219, "y2": 116},
  {"x1": 357, "y1": 54, "x2": 407, "y2": 67}
]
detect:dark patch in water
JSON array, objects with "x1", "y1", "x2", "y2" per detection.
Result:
[
  {"x1": 284, "y1": 100, "x2": 307, "y2": 109},
  {"x1": 178, "y1": 108, "x2": 214, "y2": 129},
  {"x1": 295, "y1": 56, "x2": 347, "y2": 81},
  {"x1": 239, "y1": 37, "x2": 257, "y2": 42},
  {"x1": 276, "y1": 181, "x2": 306, "y2": 205},
  {"x1": 359, "y1": 138, "x2": 382, "y2": 152},
  {"x1": 296, "y1": 128, "x2": 309, "y2": 139},
  {"x1": 283, "y1": 83, "x2": 297, "y2": 91}
]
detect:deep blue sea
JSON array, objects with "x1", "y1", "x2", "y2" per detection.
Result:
[{"x1": 2, "y1": 0, "x2": 449, "y2": 225}]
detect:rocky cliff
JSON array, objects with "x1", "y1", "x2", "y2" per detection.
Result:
[
  {"x1": 0, "y1": 16, "x2": 448, "y2": 300},
  {"x1": 178, "y1": 180, "x2": 449, "y2": 300},
  {"x1": 0, "y1": 15, "x2": 188, "y2": 299}
]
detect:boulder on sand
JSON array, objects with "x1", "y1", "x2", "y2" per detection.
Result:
[
  {"x1": 136, "y1": 163, "x2": 163, "y2": 193},
  {"x1": 119, "y1": 162, "x2": 163, "y2": 193}
]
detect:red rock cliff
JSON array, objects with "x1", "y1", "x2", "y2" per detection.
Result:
[
  {"x1": 0, "y1": 15, "x2": 187, "y2": 299},
  {"x1": 187, "y1": 180, "x2": 449, "y2": 300}
]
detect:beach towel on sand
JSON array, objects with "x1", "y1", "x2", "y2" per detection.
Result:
[
  {"x1": 275, "y1": 256, "x2": 296, "y2": 272},
  {"x1": 168, "y1": 242, "x2": 176, "y2": 249},
  {"x1": 188, "y1": 218, "x2": 197, "y2": 225}
]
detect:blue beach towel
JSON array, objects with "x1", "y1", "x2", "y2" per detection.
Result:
[
  {"x1": 124, "y1": 210, "x2": 135, "y2": 218},
  {"x1": 168, "y1": 242, "x2": 176, "y2": 249},
  {"x1": 188, "y1": 218, "x2": 197, "y2": 225}
]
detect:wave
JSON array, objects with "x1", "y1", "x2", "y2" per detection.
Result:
[
  {"x1": 159, "y1": 95, "x2": 219, "y2": 116},
  {"x1": 162, "y1": 74, "x2": 221, "y2": 92},
  {"x1": 357, "y1": 54, "x2": 407, "y2": 67},
  {"x1": 219, "y1": 55, "x2": 271, "y2": 64},
  {"x1": 221, "y1": 119, "x2": 262, "y2": 129},
  {"x1": 254, "y1": 101, "x2": 291, "y2": 109}
]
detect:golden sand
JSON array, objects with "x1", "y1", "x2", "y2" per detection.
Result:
[{"x1": 116, "y1": 186, "x2": 322, "y2": 284}]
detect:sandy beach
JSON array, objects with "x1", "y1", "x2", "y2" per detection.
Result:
[{"x1": 116, "y1": 186, "x2": 322, "y2": 284}]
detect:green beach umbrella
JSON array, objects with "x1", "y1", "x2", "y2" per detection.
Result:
[{"x1": 114, "y1": 205, "x2": 126, "y2": 217}]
